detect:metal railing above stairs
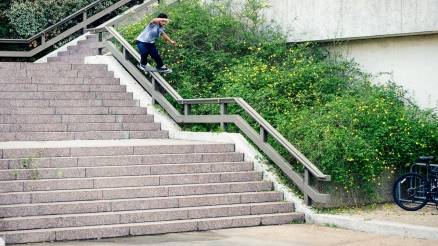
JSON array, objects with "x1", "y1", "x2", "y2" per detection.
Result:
[
  {"x1": 0, "y1": 0, "x2": 331, "y2": 206},
  {"x1": 88, "y1": 0, "x2": 331, "y2": 205},
  {"x1": 0, "y1": 0, "x2": 144, "y2": 57}
]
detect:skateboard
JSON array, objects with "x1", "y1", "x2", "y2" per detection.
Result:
[{"x1": 138, "y1": 64, "x2": 172, "y2": 73}]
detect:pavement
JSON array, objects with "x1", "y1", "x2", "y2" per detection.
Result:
[{"x1": 17, "y1": 223, "x2": 438, "y2": 246}]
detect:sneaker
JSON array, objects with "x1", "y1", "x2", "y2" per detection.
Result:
[
  {"x1": 137, "y1": 64, "x2": 146, "y2": 70},
  {"x1": 157, "y1": 65, "x2": 169, "y2": 72}
]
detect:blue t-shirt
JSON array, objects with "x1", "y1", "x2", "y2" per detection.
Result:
[{"x1": 136, "y1": 22, "x2": 165, "y2": 43}]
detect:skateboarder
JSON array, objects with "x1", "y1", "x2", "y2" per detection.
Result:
[{"x1": 136, "y1": 13, "x2": 177, "y2": 72}]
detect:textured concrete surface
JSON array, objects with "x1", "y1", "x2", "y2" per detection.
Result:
[{"x1": 20, "y1": 224, "x2": 438, "y2": 246}]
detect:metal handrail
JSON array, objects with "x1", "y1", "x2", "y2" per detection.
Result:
[
  {"x1": 0, "y1": 0, "x2": 143, "y2": 57},
  {"x1": 90, "y1": 25, "x2": 331, "y2": 205}
]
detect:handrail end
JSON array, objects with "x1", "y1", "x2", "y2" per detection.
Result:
[
  {"x1": 317, "y1": 175, "x2": 331, "y2": 182},
  {"x1": 319, "y1": 194, "x2": 331, "y2": 204}
]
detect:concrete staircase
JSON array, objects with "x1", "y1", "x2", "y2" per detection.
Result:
[{"x1": 0, "y1": 35, "x2": 303, "y2": 244}]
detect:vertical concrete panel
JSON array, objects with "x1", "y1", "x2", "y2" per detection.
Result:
[
  {"x1": 340, "y1": 34, "x2": 438, "y2": 109},
  {"x1": 402, "y1": 0, "x2": 438, "y2": 33},
  {"x1": 338, "y1": 0, "x2": 401, "y2": 38},
  {"x1": 265, "y1": 0, "x2": 438, "y2": 42}
]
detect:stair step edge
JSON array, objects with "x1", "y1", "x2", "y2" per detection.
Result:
[{"x1": 0, "y1": 213, "x2": 303, "y2": 244}]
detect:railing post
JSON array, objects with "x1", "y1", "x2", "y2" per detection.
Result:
[
  {"x1": 184, "y1": 103, "x2": 191, "y2": 116},
  {"x1": 220, "y1": 102, "x2": 228, "y2": 132},
  {"x1": 151, "y1": 77, "x2": 158, "y2": 105},
  {"x1": 97, "y1": 33, "x2": 103, "y2": 55},
  {"x1": 82, "y1": 11, "x2": 87, "y2": 34},
  {"x1": 123, "y1": 47, "x2": 129, "y2": 60},
  {"x1": 41, "y1": 34, "x2": 45, "y2": 46},
  {"x1": 304, "y1": 168, "x2": 313, "y2": 206},
  {"x1": 260, "y1": 126, "x2": 268, "y2": 142}
]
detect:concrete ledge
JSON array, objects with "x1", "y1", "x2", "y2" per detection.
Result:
[{"x1": 307, "y1": 213, "x2": 438, "y2": 241}]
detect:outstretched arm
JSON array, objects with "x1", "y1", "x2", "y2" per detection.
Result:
[
  {"x1": 150, "y1": 18, "x2": 172, "y2": 25},
  {"x1": 161, "y1": 33, "x2": 177, "y2": 46}
]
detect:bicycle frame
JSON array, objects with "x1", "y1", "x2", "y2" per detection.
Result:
[{"x1": 400, "y1": 161, "x2": 438, "y2": 206}]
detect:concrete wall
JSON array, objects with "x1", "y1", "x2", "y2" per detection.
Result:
[
  {"x1": 263, "y1": 0, "x2": 438, "y2": 42},
  {"x1": 260, "y1": 0, "x2": 438, "y2": 110},
  {"x1": 337, "y1": 34, "x2": 438, "y2": 109}
]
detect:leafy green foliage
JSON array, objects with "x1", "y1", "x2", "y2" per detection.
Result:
[
  {"x1": 4, "y1": 0, "x2": 118, "y2": 38},
  {"x1": 121, "y1": 0, "x2": 438, "y2": 203},
  {"x1": 0, "y1": 0, "x2": 13, "y2": 38}
]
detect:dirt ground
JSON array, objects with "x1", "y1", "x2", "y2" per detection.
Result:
[{"x1": 335, "y1": 202, "x2": 438, "y2": 228}]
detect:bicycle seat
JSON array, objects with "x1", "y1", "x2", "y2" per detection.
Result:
[{"x1": 419, "y1": 156, "x2": 435, "y2": 162}]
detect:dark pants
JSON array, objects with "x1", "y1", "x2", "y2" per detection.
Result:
[{"x1": 136, "y1": 40, "x2": 163, "y2": 68}]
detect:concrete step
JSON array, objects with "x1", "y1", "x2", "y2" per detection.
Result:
[
  {"x1": 77, "y1": 39, "x2": 97, "y2": 46},
  {"x1": 0, "y1": 91, "x2": 133, "y2": 100},
  {"x1": 0, "y1": 191, "x2": 284, "y2": 218},
  {"x1": 0, "y1": 77, "x2": 121, "y2": 85},
  {"x1": 0, "y1": 140, "x2": 236, "y2": 158},
  {"x1": 0, "y1": 62, "x2": 20, "y2": 69},
  {"x1": 0, "y1": 84, "x2": 126, "y2": 92},
  {"x1": 48, "y1": 59, "x2": 85, "y2": 64},
  {"x1": 67, "y1": 43, "x2": 95, "y2": 51},
  {"x1": 2, "y1": 150, "x2": 243, "y2": 167},
  {"x1": 1, "y1": 202, "x2": 293, "y2": 231},
  {"x1": 0, "y1": 69, "x2": 26, "y2": 77},
  {"x1": 0, "y1": 130, "x2": 169, "y2": 141},
  {"x1": 27, "y1": 63, "x2": 106, "y2": 71},
  {"x1": 0, "y1": 152, "x2": 244, "y2": 170},
  {"x1": 31, "y1": 69, "x2": 113, "y2": 78},
  {"x1": 0, "y1": 213, "x2": 303, "y2": 244},
  {"x1": 1, "y1": 62, "x2": 101, "y2": 70},
  {"x1": 0, "y1": 171, "x2": 262, "y2": 193},
  {"x1": 47, "y1": 54, "x2": 93, "y2": 63},
  {"x1": 0, "y1": 77, "x2": 31, "y2": 84},
  {"x1": 0, "y1": 106, "x2": 146, "y2": 115},
  {"x1": 0, "y1": 122, "x2": 161, "y2": 133},
  {"x1": 0, "y1": 99, "x2": 139, "y2": 108},
  {"x1": 0, "y1": 63, "x2": 108, "y2": 72},
  {"x1": 0, "y1": 179, "x2": 268, "y2": 204},
  {"x1": 0, "y1": 161, "x2": 253, "y2": 181},
  {"x1": 58, "y1": 49, "x2": 97, "y2": 56},
  {"x1": 1, "y1": 114, "x2": 151, "y2": 124},
  {"x1": 33, "y1": 77, "x2": 121, "y2": 85}
]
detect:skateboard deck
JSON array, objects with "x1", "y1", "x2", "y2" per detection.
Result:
[{"x1": 143, "y1": 66, "x2": 172, "y2": 73}]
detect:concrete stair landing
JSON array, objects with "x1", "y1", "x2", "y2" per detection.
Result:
[{"x1": 0, "y1": 35, "x2": 302, "y2": 244}]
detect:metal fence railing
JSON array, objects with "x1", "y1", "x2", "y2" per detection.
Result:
[
  {"x1": 0, "y1": 0, "x2": 143, "y2": 57},
  {"x1": 89, "y1": 22, "x2": 331, "y2": 205}
]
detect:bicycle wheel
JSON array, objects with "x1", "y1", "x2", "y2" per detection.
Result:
[{"x1": 393, "y1": 172, "x2": 429, "y2": 211}]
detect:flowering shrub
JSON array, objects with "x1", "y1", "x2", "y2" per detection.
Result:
[{"x1": 122, "y1": 0, "x2": 438, "y2": 204}]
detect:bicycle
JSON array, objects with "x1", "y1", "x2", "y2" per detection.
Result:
[{"x1": 392, "y1": 156, "x2": 438, "y2": 211}]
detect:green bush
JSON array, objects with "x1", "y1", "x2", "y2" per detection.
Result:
[
  {"x1": 5, "y1": 0, "x2": 117, "y2": 38},
  {"x1": 0, "y1": 0, "x2": 13, "y2": 38},
  {"x1": 121, "y1": 0, "x2": 438, "y2": 204}
]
